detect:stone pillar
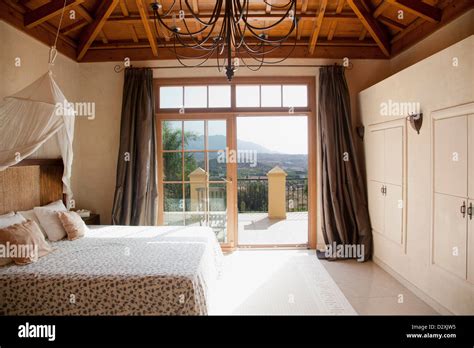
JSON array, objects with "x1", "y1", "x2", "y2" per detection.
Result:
[
  {"x1": 267, "y1": 166, "x2": 287, "y2": 219},
  {"x1": 189, "y1": 167, "x2": 208, "y2": 211}
]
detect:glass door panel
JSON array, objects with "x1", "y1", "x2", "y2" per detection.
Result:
[{"x1": 161, "y1": 119, "x2": 232, "y2": 243}]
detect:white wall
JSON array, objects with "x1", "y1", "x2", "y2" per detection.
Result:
[{"x1": 359, "y1": 36, "x2": 474, "y2": 314}]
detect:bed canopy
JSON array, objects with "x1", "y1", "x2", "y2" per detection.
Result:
[
  {"x1": 0, "y1": 1, "x2": 75, "y2": 202},
  {"x1": 0, "y1": 69, "x2": 75, "y2": 201}
]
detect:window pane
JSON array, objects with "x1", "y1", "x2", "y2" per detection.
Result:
[
  {"x1": 184, "y1": 86, "x2": 207, "y2": 108},
  {"x1": 209, "y1": 85, "x2": 231, "y2": 107},
  {"x1": 184, "y1": 120, "x2": 204, "y2": 150},
  {"x1": 261, "y1": 85, "x2": 282, "y2": 107},
  {"x1": 185, "y1": 152, "x2": 206, "y2": 180},
  {"x1": 164, "y1": 184, "x2": 184, "y2": 226},
  {"x1": 283, "y1": 85, "x2": 308, "y2": 107},
  {"x1": 162, "y1": 121, "x2": 182, "y2": 150},
  {"x1": 208, "y1": 152, "x2": 227, "y2": 181},
  {"x1": 160, "y1": 86, "x2": 183, "y2": 108},
  {"x1": 208, "y1": 120, "x2": 226, "y2": 150},
  {"x1": 236, "y1": 85, "x2": 260, "y2": 107},
  {"x1": 163, "y1": 152, "x2": 182, "y2": 181}
]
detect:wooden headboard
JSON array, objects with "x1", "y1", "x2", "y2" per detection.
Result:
[{"x1": 0, "y1": 159, "x2": 64, "y2": 215}]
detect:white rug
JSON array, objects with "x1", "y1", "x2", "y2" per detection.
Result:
[{"x1": 209, "y1": 250, "x2": 357, "y2": 315}]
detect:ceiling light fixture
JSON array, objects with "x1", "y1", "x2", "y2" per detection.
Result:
[{"x1": 151, "y1": 0, "x2": 298, "y2": 81}]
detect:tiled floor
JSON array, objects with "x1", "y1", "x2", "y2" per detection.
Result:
[
  {"x1": 238, "y1": 212, "x2": 308, "y2": 245},
  {"x1": 320, "y1": 258, "x2": 438, "y2": 315}
]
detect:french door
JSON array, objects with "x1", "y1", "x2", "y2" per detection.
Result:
[{"x1": 157, "y1": 116, "x2": 237, "y2": 249}]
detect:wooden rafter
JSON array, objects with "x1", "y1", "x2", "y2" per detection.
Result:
[
  {"x1": 119, "y1": 0, "x2": 130, "y2": 17},
  {"x1": 336, "y1": 0, "x2": 345, "y2": 14},
  {"x1": 347, "y1": 0, "x2": 390, "y2": 56},
  {"x1": 327, "y1": 20, "x2": 338, "y2": 40},
  {"x1": 24, "y1": 0, "x2": 84, "y2": 28},
  {"x1": 379, "y1": 15, "x2": 407, "y2": 31},
  {"x1": 77, "y1": 0, "x2": 119, "y2": 60},
  {"x1": 301, "y1": 0, "x2": 309, "y2": 13},
  {"x1": 266, "y1": 0, "x2": 272, "y2": 14},
  {"x1": 373, "y1": 0, "x2": 390, "y2": 18},
  {"x1": 60, "y1": 19, "x2": 88, "y2": 35},
  {"x1": 386, "y1": 0, "x2": 442, "y2": 23},
  {"x1": 308, "y1": 0, "x2": 328, "y2": 54},
  {"x1": 129, "y1": 24, "x2": 139, "y2": 43},
  {"x1": 136, "y1": 0, "x2": 158, "y2": 57}
]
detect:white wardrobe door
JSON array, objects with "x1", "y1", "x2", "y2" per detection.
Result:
[
  {"x1": 368, "y1": 129, "x2": 385, "y2": 183},
  {"x1": 468, "y1": 115, "x2": 474, "y2": 199},
  {"x1": 433, "y1": 193, "x2": 467, "y2": 279},
  {"x1": 384, "y1": 183, "x2": 403, "y2": 244},
  {"x1": 468, "y1": 199, "x2": 474, "y2": 284},
  {"x1": 384, "y1": 127, "x2": 403, "y2": 186},
  {"x1": 368, "y1": 180, "x2": 385, "y2": 234},
  {"x1": 434, "y1": 116, "x2": 468, "y2": 197}
]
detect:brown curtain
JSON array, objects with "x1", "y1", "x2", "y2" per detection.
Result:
[
  {"x1": 112, "y1": 68, "x2": 158, "y2": 225},
  {"x1": 318, "y1": 65, "x2": 372, "y2": 261}
]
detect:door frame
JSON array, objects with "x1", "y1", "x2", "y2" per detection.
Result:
[{"x1": 154, "y1": 76, "x2": 317, "y2": 251}]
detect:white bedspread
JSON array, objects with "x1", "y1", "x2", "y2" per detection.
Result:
[{"x1": 0, "y1": 225, "x2": 223, "y2": 315}]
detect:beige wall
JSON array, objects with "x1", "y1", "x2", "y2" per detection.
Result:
[{"x1": 359, "y1": 36, "x2": 474, "y2": 314}]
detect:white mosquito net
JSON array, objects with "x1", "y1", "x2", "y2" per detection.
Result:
[{"x1": 0, "y1": 71, "x2": 75, "y2": 201}]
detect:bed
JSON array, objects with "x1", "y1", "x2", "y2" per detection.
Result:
[{"x1": 0, "y1": 160, "x2": 223, "y2": 316}]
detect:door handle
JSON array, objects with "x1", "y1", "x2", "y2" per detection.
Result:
[
  {"x1": 381, "y1": 185, "x2": 384, "y2": 195},
  {"x1": 460, "y1": 201, "x2": 466, "y2": 218},
  {"x1": 468, "y1": 202, "x2": 473, "y2": 220}
]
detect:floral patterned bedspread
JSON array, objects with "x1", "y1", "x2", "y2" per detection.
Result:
[{"x1": 0, "y1": 225, "x2": 223, "y2": 315}]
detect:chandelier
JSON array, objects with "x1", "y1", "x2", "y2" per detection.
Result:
[{"x1": 151, "y1": 0, "x2": 298, "y2": 81}]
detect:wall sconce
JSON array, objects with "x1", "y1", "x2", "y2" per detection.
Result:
[{"x1": 407, "y1": 113, "x2": 423, "y2": 134}]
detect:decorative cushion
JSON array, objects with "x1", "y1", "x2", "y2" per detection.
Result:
[
  {"x1": 18, "y1": 209, "x2": 47, "y2": 237},
  {"x1": 57, "y1": 211, "x2": 88, "y2": 241},
  {"x1": 33, "y1": 200, "x2": 68, "y2": 242},
  {"x1": 0, "y1": 220, "x2": 53, "y2": 265},
  {"x1": 0, "y1": 213, "x2": 26, "y2": 229}
]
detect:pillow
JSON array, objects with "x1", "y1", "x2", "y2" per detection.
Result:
[
  {"x1": 0, "y1": 220, "x2": 53, "y2": 265},
  {"x1": 0, "y1": 213, "x2": 26, "y2": 229},
  {"x1": 0, "y1": 211, "x2": 15, "y2": 218},
  {"x1": 33, "y1": 201, "x2": 68, "y2": 242},
  {"x1": 18, "y1": 210, "x2": 47, "y2": 237},
  {"x1": 57, "y1": 211, "x2": 88, "y2": 241}
]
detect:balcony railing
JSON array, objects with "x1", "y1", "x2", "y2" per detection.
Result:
[{"x1": 237, "y1": 178, "x2": 308, "y2": 213}]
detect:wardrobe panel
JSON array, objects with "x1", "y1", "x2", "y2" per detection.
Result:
[
  {"x1": 368, "y1": 129, "x2": 385, "y2": 183},
  {"x1": 384, "y1": 183, "x2": 403, "y2": 244},
  {"x1": 468, "y1": 115, "x2": 474, "y2": 199},
  {"x1": 384, "y1": 127, "x2": 403, "y2": 186},
  {"x1": 368, "y1": 180, "x2": 385, "y2": 234}
]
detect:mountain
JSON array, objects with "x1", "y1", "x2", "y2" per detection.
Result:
[{"x1": 187, "y1": 135, "x2": 276, "y2": 153}]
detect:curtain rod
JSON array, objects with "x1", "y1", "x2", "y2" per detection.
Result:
[{"x1": 113, "y1": 62, "x2": 353, "y2": 73}]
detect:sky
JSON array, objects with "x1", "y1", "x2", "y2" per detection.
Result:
[{"x1": 237, "y1": 116, "x2": 308, "y2": 155}]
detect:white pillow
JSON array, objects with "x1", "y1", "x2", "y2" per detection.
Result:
[
  {"x1": 18, "y1": 210, "x2": 47, "y2": 237},
  {"x1": 33, "y1": 201, "x2": 68, "y2": 242},
  {"x1": 0, "y1": 212, "x2": 15, "y2": 218},
  {"x1": 0, "y1": 213, "x2": 26, "y2": 266},
  {"x1": 0, "y1": 213, "x2": 26, "y2": 229}
]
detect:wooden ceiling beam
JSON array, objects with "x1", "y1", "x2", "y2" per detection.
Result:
[
  {"x1": 327, "y1": 20, "x2": 338, "y2": 40},
  {"x1": 81, "y1": 44, "x2": 388, "y2": 62},
  {"x1": 336, "y1": 0, "x2": 345, "y2": 14},
  {"x1": 301, "y1": 0, "x2": 309, "y2": 13},
  {"x1": 60, "y1": 18, "x2": 88, "y2": 34},
  {"x1": 308, "y1": 0, "x2": 328, "y2": 54},
  {"x1": 378, "y1": 15, "x2": 407, "y2": 31},
  {"x1": 77, "y1": 0, "x2": 119, "y2": 61},
  {"x1": 119, "y1": 0, "x2": 130, "y2": 17},
  {"x1": 373, "y1": 1, "x2": 390, "y2": 18},
  {"x1": 136, "y1": 0, "x2": 158, "y2": 56},
  {"x1": 347, "y1": 0, "x2": 390, "y2": 56},
  {"x1": 386, "y1": 0, "x2": 442, "y2": 23},
  {"x1": 266, "y1": 0, "x2": 272, "y2": 14},
  {"x1": 24, "y1": 0, "x2": 84, "y2": 28}
]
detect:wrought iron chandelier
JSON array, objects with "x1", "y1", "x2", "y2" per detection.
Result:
[{"x1": 151, "y1": 0, "x2": 298, "y2": 81}]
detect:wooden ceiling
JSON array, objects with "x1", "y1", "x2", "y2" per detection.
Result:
[{"x1": 1, "y1": 0, "x2": 473, "y2": 62}]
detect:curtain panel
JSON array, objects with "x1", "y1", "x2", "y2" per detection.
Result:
[
  {"x1": 112, "y1": 68, "x2": 158, "y2": 225},
  {"x1": 318, "y1": 65, "x2": 372, "y2": 261}
]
